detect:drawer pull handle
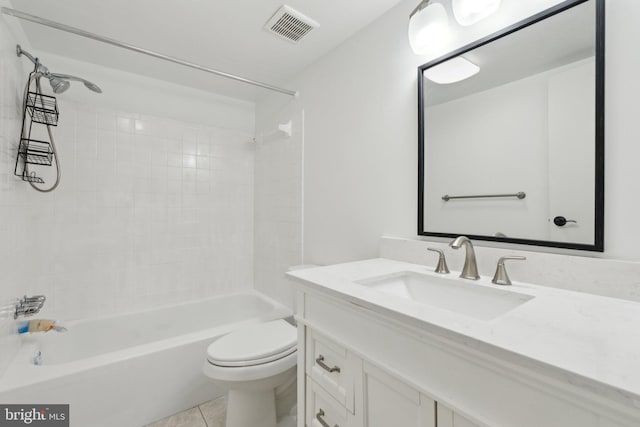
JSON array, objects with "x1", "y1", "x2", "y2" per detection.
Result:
[
  {"x1": 316, "y1": 355, "x2": 341, "y2": 373},
  {"x1": 316, "y1": 409, "x2": 339, "y2": 427}
]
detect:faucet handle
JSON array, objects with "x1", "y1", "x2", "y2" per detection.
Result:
[
  {"x1": 427, "y1": 248, "x2": 450, "y2": 274},
  {"x1": 492, "y1": 256, "x2": 526, "y2": 286},
  {"x1": 14, "y1": 295, "x2": 47, "y2": 320}
]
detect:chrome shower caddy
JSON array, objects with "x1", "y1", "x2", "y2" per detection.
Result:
[
  {"x1": 25, "y1": 91, "x2": 59, "y2": 126},
  {"x1": 14, "y1": 70, "x2": 58, "y2": 184}
]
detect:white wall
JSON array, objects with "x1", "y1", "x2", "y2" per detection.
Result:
[
  {"x1": 257, "y1": 0, "x2": 420, "y2": 266},
  {"x1": 0, "y1": 16, "x2": 256, "y2": 378},
  {"x1": 0, "y1": 11, "x2": 28, "y2": 380},
  {"x1": 256, "y1": 0, "x2": 640, "y2": 264},
  {"x1": 254, "y1": 107, "x2": 304, "y2": 308},
  {"x1": 605, "y1": 0, "x2": 640, "y2": 260}
]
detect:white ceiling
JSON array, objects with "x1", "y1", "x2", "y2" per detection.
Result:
[{"x1": 8, "y1": 0, "x2": 405, "y2": 100}]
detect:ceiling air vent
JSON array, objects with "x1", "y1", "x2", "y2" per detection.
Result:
[{"x1": 264, "y1": 5, "x2": 319, "y2": 44}]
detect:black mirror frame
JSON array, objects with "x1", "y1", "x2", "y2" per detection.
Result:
[{"x1": 417, "y1": 0, "x2": 605, "y2": 252}]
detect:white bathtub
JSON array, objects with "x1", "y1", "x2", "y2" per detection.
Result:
[{"x1": 0, "y1": 291, "x2": 292, "y2": 427}]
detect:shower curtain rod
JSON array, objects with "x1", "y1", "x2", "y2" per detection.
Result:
[{"x1": 0, "y1": 7, "x2": 298, "y2": 97}]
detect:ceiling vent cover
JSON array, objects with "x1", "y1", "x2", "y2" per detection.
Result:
[{"x1": 264, "y1": 5, "x2": 319, "y2": 43}]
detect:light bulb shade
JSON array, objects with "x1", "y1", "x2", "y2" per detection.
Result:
[
  {"x1": 452, "y1": 0, "x2": 501, "y2": 26},
  {"x1": 423, "y1": 56, "x2": 479, "y2": 84},
  {"x1": 408, "y1": 2, "x2": 450, "y2": 55}
]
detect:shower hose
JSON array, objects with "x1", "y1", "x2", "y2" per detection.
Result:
[{"x1": 21, "y1": 72, "x2": 61, "y2": 193}]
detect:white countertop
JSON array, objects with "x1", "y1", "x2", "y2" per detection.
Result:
[{"x1": 287, "y1": 258, "x2": 640, "y2": 412}]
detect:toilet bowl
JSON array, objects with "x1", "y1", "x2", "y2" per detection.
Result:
[{"x1": 203, "y1": 319, "x2": 297, "y2": 427}]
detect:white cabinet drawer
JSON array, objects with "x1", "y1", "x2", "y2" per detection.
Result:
[
  {"x1": 306, "y1": 329, "x2": 361, "y2": 413},
  {"x1": 306, "y1": 376, "x2": 361, "y2": 427}
]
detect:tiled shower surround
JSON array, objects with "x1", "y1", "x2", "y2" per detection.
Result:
[
  {"x1": 2, "y1": 101, "x2": 255, "y2": 321},
  {"x1": 0, "y1": 19, "x2": 26, "y2": 379},
  {"x1": 0, "y1": 37, "x2": 306, "y2": 380},
  {"x1": 0, "y1": 22, "x2": 303, "y2": 382}
]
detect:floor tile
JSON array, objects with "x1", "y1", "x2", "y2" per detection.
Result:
[
  {"x1": 199, "y1": 396, "x2": 227, "y2": 427},
  {"x1": 145, "y1": 407, "x2": 207, "y2": 427}
]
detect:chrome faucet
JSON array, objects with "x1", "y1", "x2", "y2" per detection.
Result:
[
  {"x1": 14, "y1": 295, "x2": 46, "y2": 319},
  {"x1": 427, "y1": 248, "x2": 450, "y2": 274},
  {"x1": 492, "y1": 256, "x2": 526, "y2": 286},
  {"x1": 449, "y1": 236, "x2": 480, "y2": 280}
]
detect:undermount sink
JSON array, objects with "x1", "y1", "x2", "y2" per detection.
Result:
[{"x1": 355, "y1": 271, "x2": 534, "y2": 321}]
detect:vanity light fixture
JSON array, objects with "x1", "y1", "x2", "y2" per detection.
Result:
[
  {"x1": 408, "y1": 0, "x2": 450, "y2": 55},
  {"x1": 452, "y1": 0, "x2": 502, "y2": 26},
  {"x1": 423, "y1": 56, "x2": 479, "y2": 84}
]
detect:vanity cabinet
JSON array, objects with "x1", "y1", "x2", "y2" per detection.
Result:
[
  {"x1": 362, "y1": 362, "x2": 437, "y2": 427},
  {"x1": 295, "y1": 287, "x2": 639, "y2": 427},
  {"x1": 305, "y1": 328, "x2": 479, "y2": 427},
  {"x1": 303, "y1": 327, "x2": 478, "y2": 427},
  {"x1": 299, "y1": 298, "x2": 484, "y2": 427},
  {"x1": 436, "y1": 405, "x2": 481, "y2": 427}
]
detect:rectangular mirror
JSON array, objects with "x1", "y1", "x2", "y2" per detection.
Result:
[{"x1": 418, "y1": 0, "x2": 604, "y2": 251}]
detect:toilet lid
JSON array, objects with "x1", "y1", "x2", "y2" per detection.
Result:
[{"x1": 207, "y1": 319, "x2": 297, "y2": 367}]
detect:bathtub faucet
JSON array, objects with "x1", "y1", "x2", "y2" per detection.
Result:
[{"x1": 14, "y1": 295, "x2": 46, "y2": 319}]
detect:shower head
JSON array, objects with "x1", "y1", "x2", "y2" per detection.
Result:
[
  {"x1": 82, "y1": 81, "x2": 102, "y2": 94},
  {"x1": 16, "y1": 45, "x2": 102, "y2": 94},
  {"x1": 50, "y1": 73, "x2": 102, "y2": 94},
  {"x1": 48, "y1": 76, "x2": 70, "y2": 94}
]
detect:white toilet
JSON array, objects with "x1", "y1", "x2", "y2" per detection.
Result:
[{"x1": 203, "y1": 319, "x2": 297, "y2": 427}]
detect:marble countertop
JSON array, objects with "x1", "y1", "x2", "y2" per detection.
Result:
[{"x1": 287, "y1": 258, "x2": 640, "y2": 412}]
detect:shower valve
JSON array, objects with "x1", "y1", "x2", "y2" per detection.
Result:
[{"x1": 14, "y1": 295, "x2": 46, "y2": 319}]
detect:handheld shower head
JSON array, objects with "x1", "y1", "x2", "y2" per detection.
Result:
[
  {"x1": 83, "y1": 81, "x2": 102, "y2": 94},
  {"x1": 50, "y1": 73, "x2": 102, "y2": 94},
  {"x1": 16, "y1": 46, "x2": 102, "y2": 95}
]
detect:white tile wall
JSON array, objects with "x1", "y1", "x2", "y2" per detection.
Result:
[
  {"x1": 0, "y1": 26, "x2": 258, "y2": 384},
  {"x1": 0, "y1": 14, "x2": 261, "y2": 382},
  {"x1": 0, "y1": 40, "x2": 257, "y2": 383},
  {"x1": 0, "y1": 15, "x2": 27, "y2": 379},
  {"x1": 7, "y1": 100, "x2": 256, "y2": 321},
  {"x1": 254, "y1": 110, "x2": 303, "y2": 308}
]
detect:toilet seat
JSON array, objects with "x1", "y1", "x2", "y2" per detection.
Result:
[
  {"x1": 209, "y1": 345, "x2": 297, "y2": 367},
  {"x1": 204, "y1": 319, "x2": 298, "y2": 383},
  {"x1": 207, "y1": 319, "x2": 296, "y2": 366},
  {"x1": 204, "y1": 350, "x2": 297, "y2": 383}
]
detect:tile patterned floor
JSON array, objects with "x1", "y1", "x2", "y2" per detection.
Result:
[{"x1": 145, "y1": 396, "x2": 227, "y2": 427}]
